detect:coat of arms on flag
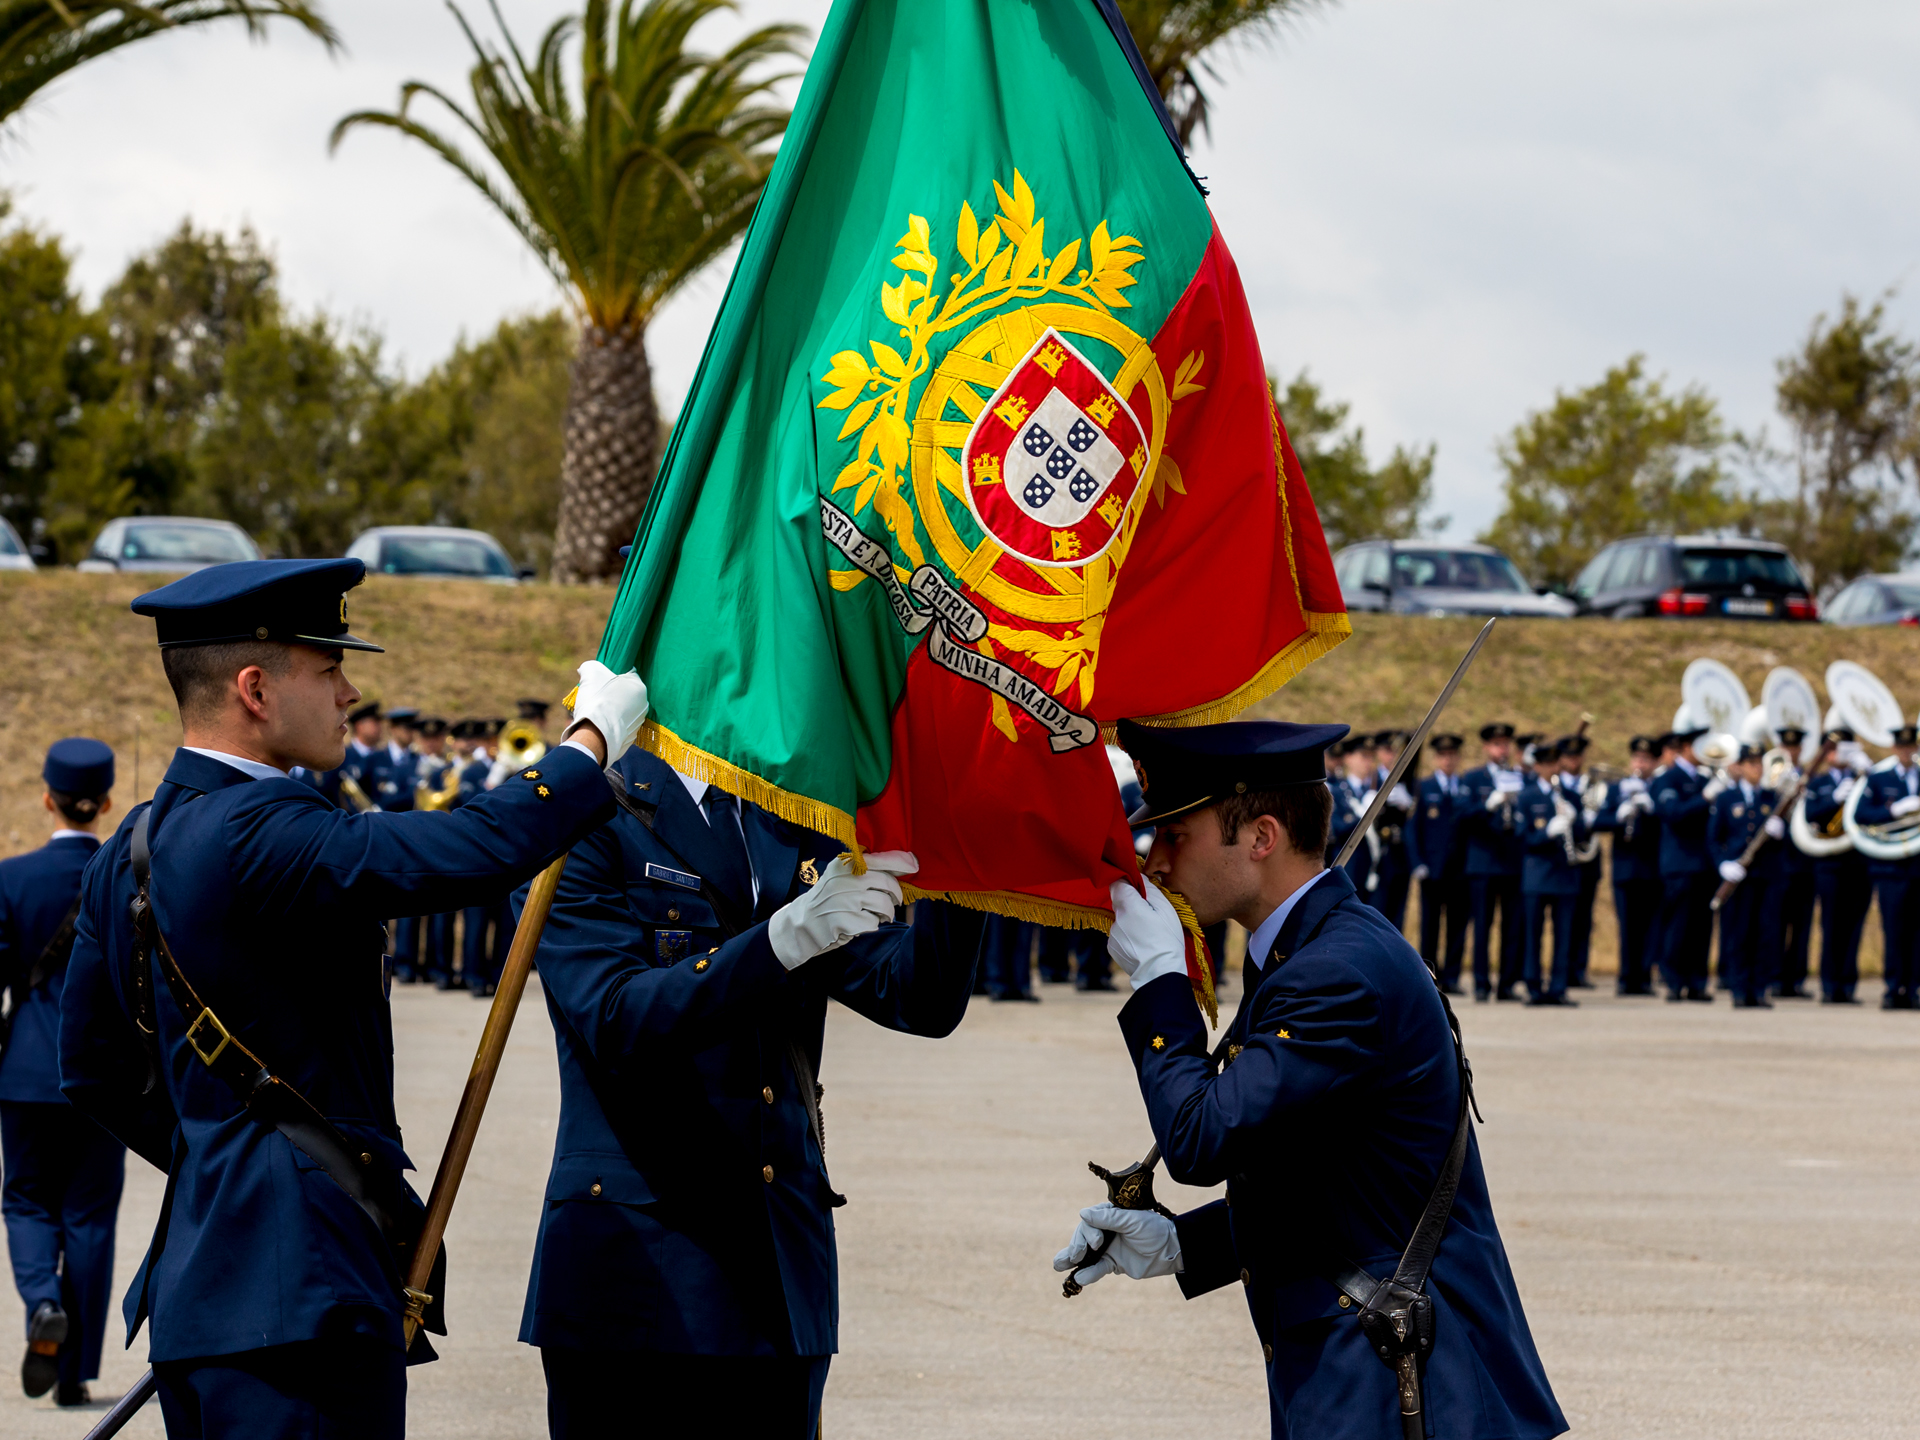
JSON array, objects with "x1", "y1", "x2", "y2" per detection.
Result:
[{"x1": 597, "y1": 0, "x2": 1350, "y2": 1003}]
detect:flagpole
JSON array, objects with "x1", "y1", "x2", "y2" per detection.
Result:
[{"x1": 401, "y1": 854, "x2": 568, "y2": 1345}]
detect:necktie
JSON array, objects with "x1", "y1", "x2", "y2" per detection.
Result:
[{"x1": 701, "y1": 791, "x2": 755, "y2": 907}]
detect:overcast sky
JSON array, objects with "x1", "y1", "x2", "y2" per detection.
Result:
[{"x1": 6, "y1": 0, "x2": 1918, "y2": 538}]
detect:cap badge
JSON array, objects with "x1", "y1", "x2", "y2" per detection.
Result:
[{"x1": 339, "y1": 596, "x2": 348, "y2": 625}]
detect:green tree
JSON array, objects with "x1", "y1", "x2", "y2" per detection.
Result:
[
  {"x1": 1118, "y1": 0, "x2": 1331, "y2": 147},
  {"x1": 333, "y1": 0, "x2": 804, "y2": 583},
  {"x1": 0, "y1": 200, "x2": 111, "y2": 551},
  {"x1": 1480, "y1": 356, "x2": 1739, "y2": 590},
  {"x1": 1748, "y1": 294, "x2": 1920, "y2": 591},
  {"x1": 1274, "y1": 370, "x2": 1439, "y2": 551},
  {"x1": 0, "y1": 1, "x2": 333, "y2": 129}
]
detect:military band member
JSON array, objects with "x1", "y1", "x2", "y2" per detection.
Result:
[
  {"x1": 1460, "y1": 723, "x2": 1525, "y2": 1002},
  {"x1": 1328, "y1": 737, "x2": 1379, "y2": 901},
  {"x1": 411, "y1": 718, "x2": 458, "y2": 987},
  {"x1": 1852, "y1": 723, "x2": 1920, "y2": 1009},
  {"x1": 1803, "y1": 727, "x2": 1870, "y2": 1004},
  {"x1": 335, "y1": 699, "x2": 386, "y2": 811},
  {"x1": 520, "y1": 749, "x2": 986, "y2": 1439},
  {"x1": 1769, "y1": 727, "x2": 1817, "y2": 999},
  {"x1": 1516, "y1": 750, "x2": 1590, "y2": 1006},
  {"x1": 1591, "y1": 737, "x2": 1662, "y2": 995},
  {"x1": 2, "y1": 739, "x2": 125, "y2": 1407},
  {"x1": 1552, "y1": 737, "x2": 1601, "y2": 989},
  {"x1": 1372, "y1": 729, "x2": 1416, "y2": 931},
  {"x1": 454, "y1": 723, "x2": 511, "y2": 997},
  {"x1": 56, "y1": 558, "x2": 651, "y2": 1440},
  {"x1": 1407, "y1": 733, "x2": 1470, "y2": 993},
  {"x1": 1651, "y1": 722, "x2": 1716, "y2": 1002},
  {"x1": 381, "y1": 709, "x2": 425, "y2": 983},
  {"x1": 1708, "y1": 744, "x2": 1785, "y2": 1008},
  {"x1": 1053, "y1": 719, "x2": 1565, "y2": 1440}
]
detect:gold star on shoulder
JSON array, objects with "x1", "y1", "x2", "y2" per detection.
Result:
[
  {"x1": 535, "y1": 784, "x2": 552, "y2": 799},
  {"x1": 1150, "y1": 1036, "x2": 1166, "y2": 1050},
  {"x1": 1275, "y1": 1028, "x2": 1291, "y2": 1040}
]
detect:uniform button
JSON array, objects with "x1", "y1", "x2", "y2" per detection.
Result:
[
  {"x1": 1263, "y1": 1344, "x2": 1274, "y2": 1364},
  {"x1": 360, "y1": 1153, "x2": 373, "y2": 1165},
  {"x1": 762, "y1": 1165, "x2": 775, "y2": 1184},
  {"x1": 1338, "y1": 1295, "x2": 1351, "y2": 1309},
  {"x1": 1239, "y1": 1268, "x2": 1251, "y2": 1287},
  {"x1": 763, "y1": 1087, "x2": 775, "y2": 1104},
  {"x1": 667, "y1": 906, "x2": 681, "y2": 921},
  {"x1": 589, "y1": 1183, "x2": 602, "y2": 1197}
]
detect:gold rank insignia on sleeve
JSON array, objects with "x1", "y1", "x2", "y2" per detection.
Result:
[
  {"x1": 535, "y1": 785, "x2": 552, "y2": 799},
  {"x1": 1275, "y1": 1029, "x2": 1291, "y2": 1040},
  {"x1": 1226, "y1": 1043, "x2": 1244, "y2": 1064},
  {"x1": 1150, "y1": 1036, "x2": 1166, "y2": 1050},
  {"x1": 522, "y1": 769, "x2": 541, "y2": 781},
  {"x1": 798, "y1": 858, "x2": 820, "y2": 886}
]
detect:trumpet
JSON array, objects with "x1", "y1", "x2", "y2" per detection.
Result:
[{"x1": 415, "y1": 760, "x2": 462, "y2": 812}]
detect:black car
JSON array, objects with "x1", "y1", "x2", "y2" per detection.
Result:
[
  {"x1": 1332, "y1": 541, "x2": 1576, "y2": 618},
  {"x1": 1821, "y1": 572, "x2": 1920, "y2": 628},
  {"x1": 1568, "y1": 535, "x2": 1816, "y2": 621}
]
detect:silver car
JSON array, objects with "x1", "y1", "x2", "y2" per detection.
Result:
[
  {"x1": 0, "y1": 517, "x2": 33, "y2": 572},
  {"x1": 1332, "y1": 541, "x2": 1576, "y2": 618},
  {"x1": 344, "y1": 526, "x2": 530, "y2": 581},
  {"x1": 76, "y1": 516, "x2": 262, "y2": 574},
  {"x1": 1821, "y1": 572, "x2": 1920, "y2": 628}
]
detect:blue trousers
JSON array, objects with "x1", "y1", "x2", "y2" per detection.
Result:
[
  {"x1": 1468, "y1": 875, "x2": 1523, "y2": 995},
  {"x1": 463, "y1": 900, "x2": 515, "y2": 992},
  {"x1": 1875, "y1": 877, "x2": 1920, "y2": 1001},
  {"x1": 1776, "y1": 864, "x2": 1816, "y2": 993},
  {"x1": 1612, "y1": 878, "x2": 1662, "y2": 992},
  {"x1": 1522, "y1": 891, "x2": 1574, "y2": 998},
  {"x1": 1419, "y1": 866, "x2": 1470, "y2": 985},
  {"x1": 0, "y1": 1101, "x2": 124, "y2": 1386},
  {"x1": 1569, "y1": 861, "x2": 1600, "y2": 984},
  {"x1": 1657, "y1": 872, "x2": 1715, "y2": 996},
  {"x1": 155, "y1": 1337, "x2": 406, "y2": 1439},
  {"x1": 1816, "y1": 856, "x2": 1872, "y2": 1000},
  {"x1": 1719, "y1": 873, "x2": 1782, "y2": 1004},
  {"x1": 542, "y1": 1348, "x2": 828, "y2": 1439},
  {"x1": 983, "y1": 917, "x2": 1035, "y2": 998}
]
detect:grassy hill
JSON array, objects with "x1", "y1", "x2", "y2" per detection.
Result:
[{"x1": 5, "y1": 572, "x2": 1916, "y2": 972}]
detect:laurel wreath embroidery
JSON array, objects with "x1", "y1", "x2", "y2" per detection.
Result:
[{"x1": 815, "y1": 172, "x2": 1148, "y2": 565}]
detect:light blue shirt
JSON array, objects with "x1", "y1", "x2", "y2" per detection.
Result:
[{"x1": 1245, "y1": 868, "x2": 1329, "y2": 974}]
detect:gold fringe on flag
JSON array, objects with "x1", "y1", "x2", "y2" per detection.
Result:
[
  {"x1": 1110, "y1": 610, "x2": 1351, "y2": 736},
  {"x1": 901, "y1": 883, "x2": 1111, "y2": 931},
  {"x1": 1147, "y1": 877, "x2": 1218, "y2": 1026},
  {"x1": 637, "y1": 720, "x2": 859, "y2": 848}
]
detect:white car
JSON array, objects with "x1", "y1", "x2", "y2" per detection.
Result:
[
  {"x1": 0, "y1": 517, "x2": 33, "y2": 572},
  {"x1": 76, "y1": 516, "x2": 263, "y2": 574},
  {"x1": 345, "y1": 526, "x2": 530, "y2": 582}
]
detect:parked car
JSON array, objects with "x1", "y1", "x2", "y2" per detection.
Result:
[
  {"x1": 1821, "y1": 572, "x2": 1920, "y2": 627},
  {"x1": 1568, "y1": 534, "x2": 1816, "y2": 621},
  {"x1": 0, "y1": 516, "x2": 33, "y2": 572},
  {"x1": 345, "y1": 526, "x2": 532, "y2": 581},
  {"x1": 1332, "y1": 541, "x2": 1575, "y2": 618},
  {"x1": 75, "y1": 516, "x2": 262, "y2": 574}
]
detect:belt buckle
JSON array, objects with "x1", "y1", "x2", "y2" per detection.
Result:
[{"x1": 185, "y1": 1007, "x2": 234, "y2": 1067}]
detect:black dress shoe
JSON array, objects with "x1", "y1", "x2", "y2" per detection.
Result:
[
  {"x1": 1881, "y1": 995, "x2": 1904, "y2": 1010},
  {"x1": 1685, "y1": 990, "x2": 1715, "y2": 1003},
  {"x1": 1038, "y1": 971, "x2": 1071, "y2": 985},
  {"x1": 1776, "y1": 986, "x2": 1813, "y2": 1000},
  {"x1": 1074, "y1": 976, "x2": 1119, "y2": 992},
  {"x1": 1569, "y1": 978, "x2": 1596, "y2": 990},
  {"x1": 1438, "y1": 980, "x2": 1463, "y2": 996},
  {"x1": 55, "y1": 1381, "x2": 90, "y2": 1407},
  {"x1": 1666, "y1": 992, "x2": 1685, "y2": 1003},
  {"x1": 1473, "y1": 989, "x2": 1491, "y2": 1003},
  {"x1": 1494, "y1": 989, "x2": 1521, "y2": 1002},
  {"x1": 22, "y1": 1300, "x2": 65, "y2": 1398},
  {"x1": 992, "y1": 991, "x2": 1040, "y2": 1003},
  {"x1": 1525, "y1": 993, "x2": 1577, "y2": 1007},
  {"x1": 1617, "y1": 984, "x2": 1654, "y2": 996},
  {"x1": 1821, "y1": 994, "x2": 1862, "y2": 1005}
]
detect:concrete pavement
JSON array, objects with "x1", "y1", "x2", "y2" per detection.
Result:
[{"x1": 9, "y1": 974, "x2": 1919, "y2": 1438}]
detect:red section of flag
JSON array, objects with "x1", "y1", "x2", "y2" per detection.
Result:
[{"x1": 856, "y1": 220, "x2": 1344, "y2": 927}]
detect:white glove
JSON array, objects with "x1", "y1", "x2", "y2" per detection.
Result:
[
  {"x1": 1763, "y1": 815, "x2": 1786, "y2": 840},
  {"x1": 1632, "y1": 790, "x2": 1655, "y2": 813},
  {"x1": 1719, "y1": 859, "x2": 1747, "y2": 884},
  {"x1": 1839, "y1": 743, "x2": 1869, "y2": 773},
  {"x1": 1545, "y1": 812, "x2": 1573, "y2": 839},
  {"x1": 1484, "y1": 790, "x2": 1509, "y2": 812},
  {"x1": 767, "y1": 851, "x2": 915, "y2": 969},
  {"x1": 1411, "y1": 864, "x2": 1430, "y2": 882},
  {"x1": 1892, "y1": 796, "x2": 1920, "y2": 818},
  {"x1": 1703, "y1": 778, "x2": 1729, "y2": 802},
  {"x1": 1388, "y1": 784, "x2": 1415, "y2": 812},
  {"x1": 1052, "y1": 1203, "x2": 1181, "y2": 1288},
  {"x1": 1621, "y1": 777, "x2": 1648, "y2": 797},
  {"x1": 562, "y1": 661, "x2": 651, "y2": 762},
  {"x1": 1615, "y1": 802, "x2": 1636, "y2": 824},
  {"x1": 1834, "y1": 778, "x2": 1857, "y2": 803},
  {"x1": 1106, "y1": 879, "x2": 1188, "y2": 990}
]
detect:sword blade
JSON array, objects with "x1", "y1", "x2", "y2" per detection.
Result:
[{"x1": 1333, "y1": 617, "x2": 1499, "y2": 872}]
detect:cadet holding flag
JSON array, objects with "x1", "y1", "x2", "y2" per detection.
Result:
[{"x1": 57, "y1": 558, "x2": 650, "y2": 1439}]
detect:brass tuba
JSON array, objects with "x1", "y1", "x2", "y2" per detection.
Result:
[
  {"x1": 497, "y1": 720, "x2": 547, "y2": 770},
  {"x1": 1842, "y1": 758, "x2": 1920, "y2": 861}
]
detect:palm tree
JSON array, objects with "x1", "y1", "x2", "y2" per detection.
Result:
[
  {"x1": 1117, "y1": 0, "x2": 1331, "y2": 148},
  {"x1": 334, "y1": 0, "x2": 803, "y2": 583},
  {"x1": 0, "y1": 2, "x2": 335, "y2": 128}
]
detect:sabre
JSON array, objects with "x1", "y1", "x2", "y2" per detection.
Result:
[
  {"x1": 82, "y1": 858, "x2": 571, "y2": 1438},
  {"x1": 1060, "y1": 1142, "x2": 1174, "y2": 1298},
  {"x1": 1333, "y1": 618, "x2": 1499, "y2": 872}
]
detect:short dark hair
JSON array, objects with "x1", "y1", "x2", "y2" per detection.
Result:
[
  {"x1": 1212, "y1": 783, "x2": 1332, "y2": 858},
  {"x1": 160, "y1": 641, "x2": 294, "y2": 725},
  {"x1": 48, "y1": 789, "x2": 104, "y2": 825}
]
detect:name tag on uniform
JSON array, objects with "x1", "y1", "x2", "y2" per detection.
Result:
[
  {"x1": 644, "y1": 862, "x2": 703, "y2": 891},
  {"x1": 655, "y1": 930, "x2": 694, "y2": 965}
]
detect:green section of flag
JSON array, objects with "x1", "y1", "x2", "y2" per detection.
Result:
[{"x1": 600, "y1": 0, "x2": 1213, "y2": 820}]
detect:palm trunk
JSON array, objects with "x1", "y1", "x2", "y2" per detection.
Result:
[{"x1": 551, "y1": 320, "x2": 659, "y2": 584}]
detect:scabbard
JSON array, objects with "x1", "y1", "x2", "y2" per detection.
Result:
[{"x1": 82, "y1": 1368, "x2": 158, "y2": 1440}]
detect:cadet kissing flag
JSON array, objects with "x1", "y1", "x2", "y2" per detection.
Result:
[{"x1": 598, "y1": 0, "x2": 1348, "y2": 968}]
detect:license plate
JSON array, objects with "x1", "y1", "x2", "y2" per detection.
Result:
[{"x1": 1723, "y1": 598, "x2": 1774, "y2": 616}]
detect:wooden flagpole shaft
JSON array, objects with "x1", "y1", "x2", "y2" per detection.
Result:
[{"x1": 401, "y1": 854, "x2": 569, "y2": 1345}]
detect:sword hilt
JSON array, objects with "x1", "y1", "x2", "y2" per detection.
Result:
[{"x1": 1061, "y1": 1145, "x2": 1171, "y2": 1298}]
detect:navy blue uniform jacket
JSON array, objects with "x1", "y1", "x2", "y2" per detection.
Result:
[
  {"x1": 1709, "y1": 785, "x2": 1781, "y2": 877},
  {"x1": 1852, "y1": 764, "x2": 1920, "y2": 879},
  {"x1": 1120, "y1": 869, "x2": 1564, "y2": 1440},
  {"x1": 0, "y1": 834, "x2": 100, "y2": 1104},
  {"x1": 1590, "y1": 781, "x2": 1660, "y2": 881},
  {"x1": 1516, "y1": 780, "x2": 1590, "y2": 896},
  {"x1": 520, "y1": 749, "x2": 984, "y2": 1357},
  {"x1": 1327, "y1": 778, "x2": 1375, "y2": 894},
  {"x1": 58, "y1": 745, "x2": 614, "y2": 1363},
  {"x1": 1457, "y1": 767, "x2": 1522, "y2": 878},
  {"x1": 1651, "y1": 764, "x2": 1711, "y2": 875},
  {"x1": 1406, "y1": 776, "x2": 1465, "y2": 878}
]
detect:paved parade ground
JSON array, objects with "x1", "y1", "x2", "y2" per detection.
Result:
[{"x1": 10, "y1": 972, "x2": 1920, "y2": 1440}]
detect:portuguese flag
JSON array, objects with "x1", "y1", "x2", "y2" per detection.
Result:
[{"x1": 599, "y1": 0, "x2": 1348, "y2": 959}]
